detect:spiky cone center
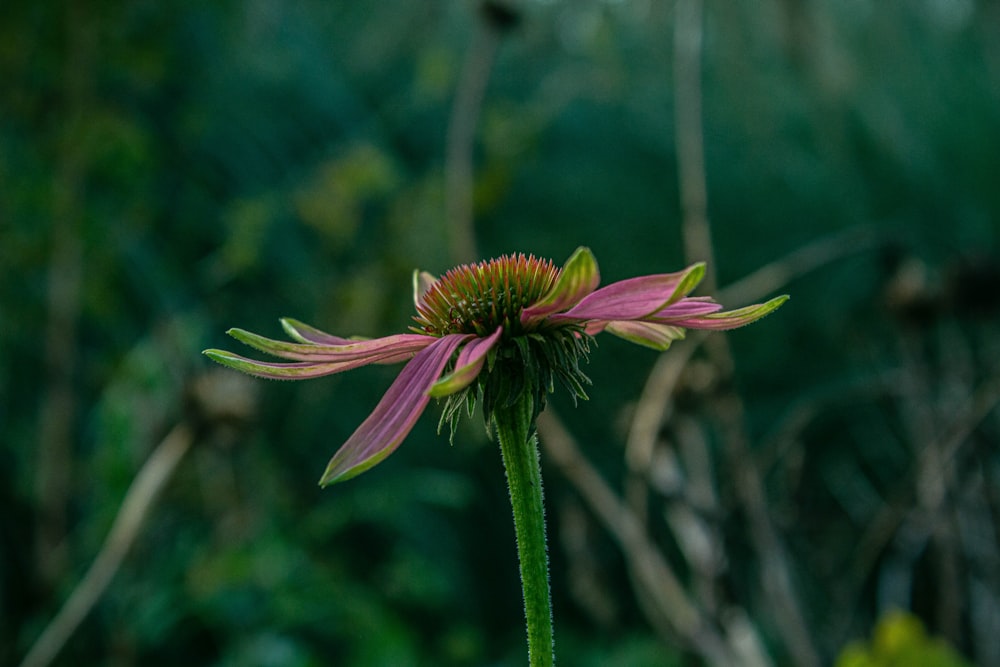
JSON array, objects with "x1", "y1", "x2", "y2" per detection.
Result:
[
  {"x1": 413, "y1": 254, "x2": 559, "y2": 338},
  {"x1": 414, "y1": 254, "x2": 593, "y2": 435}
]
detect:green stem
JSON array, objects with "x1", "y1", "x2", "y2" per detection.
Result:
[{"x1": 493, "y1": 394, "x2": 554, "y2": 667}]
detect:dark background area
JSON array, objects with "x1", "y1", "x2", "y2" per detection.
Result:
[{"x1": 2, "y1": 1, "x2": 998, "y2": 665}]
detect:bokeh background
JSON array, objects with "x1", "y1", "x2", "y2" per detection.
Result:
[{"x1": 2, "y1": 1, "x2": 998, "y2": 665}]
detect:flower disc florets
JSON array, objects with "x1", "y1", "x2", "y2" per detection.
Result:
[
  {"x1": 413, "y1": 254, "x2": 594, "y2": 435},
  {"x1": 413, "y1": 254, "x2": 560, "y2": 337}
]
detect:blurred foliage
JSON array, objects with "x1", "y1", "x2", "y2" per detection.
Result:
[
  {"x1": 1, "y1": 0, "x2": 997, "y2": 666},
  {"x1": 835, "y1": 610, "x2": 972, "y2": 667}
]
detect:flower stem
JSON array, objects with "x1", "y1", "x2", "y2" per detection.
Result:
[{"x1": 493, "y1": 394, "x2": 554, "y2": 667}]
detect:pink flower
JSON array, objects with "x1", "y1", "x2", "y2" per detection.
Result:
[{"x1": 204, "y1": 247, "x2": 786, "y2": 485}]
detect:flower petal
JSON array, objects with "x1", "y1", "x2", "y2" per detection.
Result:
[
  {"x1": 602, "y1": 321, "x2": 687, "y2": 351},
  {"x1": 413, "y1": 270, "x2": 438, "y2": 309},
  {"x1": 319, "y1": 333, "x2": 473, "y2": 486},
  {"x1": 281, "y1": 318, "x2": 356, "y2": 345},
  {"x1": 428, "y1": 327, "x2": 503, "y2": 397},
  {"x1": 202, "y1": 349, "x2": 400, "y2": 380},
  {"x1": 520, "y1": 246, "x2": 600, "y2": 325},
  {"x1": 551, "y1": 263, "x2": 706, "y2": 323},
  {"x1": 648, "y1": 297, "x2": 723, "y2": 321},
  {"x1": 227, "y1": 327, "x2": 433, "y2": 362},
  {"x1": 670, "y1": 294, "x2": 789, "y2": 330}
]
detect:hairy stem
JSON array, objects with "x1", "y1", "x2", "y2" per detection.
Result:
[{"x1": 493, "y1": 395, "x2": 553, "y2": 667}]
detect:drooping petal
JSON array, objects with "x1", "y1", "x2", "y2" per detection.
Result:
[
  {"x1": 520, "y1": 246, "x2": 600, "y2": 325},
  {"x1": 602, "y1": 321, "x2": 687, "y2": 351},
  {"x1": 202, "y1": 349, "x2": 403, "y2": 380},
  {"x1": 551, "y1": 263, "x2": 706, "y2": 323},
  {"x1": 413, "y1": 270, "x2": 438, "y2": 309},
  {"x1": 282, "y1": 319, "x2": 422, "y2": 366},
  {"x1": 669, "y1": 294, "x2": 789, "y2": 330},
  {"x1": 227, "y1": 327, "x2": 433, "y2": 362},
  {"x1": 281, "y1": 318, "x2": 356, "y2": 345},
  {"x1": 319, "y1": 333, "x2": 473, "y2": 486},
  {"x1": 429, "y1": 327, "x2": 503, "y2": 397}
]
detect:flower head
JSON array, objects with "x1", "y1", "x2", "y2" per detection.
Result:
[{"x1": 204, "y1": 247, "x2": 787, "y2": 485}]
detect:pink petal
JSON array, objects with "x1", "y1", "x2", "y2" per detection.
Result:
[
  {"x1": 583, "y1": 321, "x2": 609, "y2": 335},
  {"x1": 202, "y1": 349, "x2": 408, "y2": 380},
  {"x1": 281, "y1": 318, "x2": 356, "y2": 345},
  {"x1": 648, "y1": 297, "x2": 723, "y2": 321},
  {"x1": 551, "y1": 263, "x2": 705, "y2": 323},
  {"x1": 428, "y1": 327, "x2": 503, "y2": 397},
  {"x1": 520, "y1": 246, "x2": 600, "y2": 325},
  {"x1": 227, "y1": 327, "x2": 433, "y2": 362},
  {"x1": 668, "y1": 295, "x2": 789, "y2": 331},
  {"x1": 318, "y1": 333, "x2": 473, "y2": 486},
  {"x1": 602, "y1": 321, "x2": 687, "y2": 351}
]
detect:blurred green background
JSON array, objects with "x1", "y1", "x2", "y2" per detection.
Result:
[{"x1": 2, "y1": 1, "x2": 998, "y2": 665}]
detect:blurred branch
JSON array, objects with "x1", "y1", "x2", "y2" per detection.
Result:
[
  {"x1": 625, "y1": 225, "x2": 879, "y2": 527},
  {"x1": 674, "y1": 0, "x2": 715, "y2": 290},
  {"x1": 624, "y1": 333, "x2": 702, "y2": 524},
  {"x1": 20, "y1": 424, "x2": 194, "y2": 667},
  {"x1": 20, "y1": 367, "x2": 257, "y2": 667},
  {"x1": 850, "y1": 375, "x2": 1000, "y2": 605},
  {"x1": 755, "y1": 371, "x2": 898, "y2": 475},
  {"x1": 761, "y1": 352, "x2": 1000, "y2": 654},
  {"x1": 668, "y1": 416, "x2": 725, "y2": 608},
  {"x1": 671, "y1": 1, "x2": 820, "y2": 664},
  {"x1": 901, "y1": 333, "x2": 963, "y2": 641},
  {"x1": 537, "y1": 410, "x2": 738, "y2": 666},
  {"x1": 709, "y1": 383, "x2": 820, "y2": 667},
  {"x1": 446, "y1": 3, "x2": 517, "y2": 264}
]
